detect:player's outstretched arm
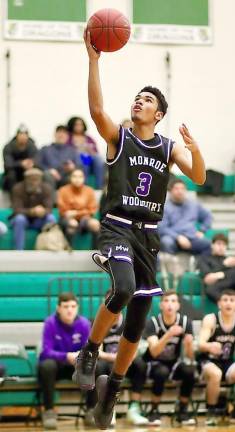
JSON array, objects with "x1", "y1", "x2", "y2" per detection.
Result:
[
  {"x1": 170, "y1": 124, "x2": 206, "y2": 185},
  {"x1": 83, "y1": 30, "x2": 119, "y2": 156}
]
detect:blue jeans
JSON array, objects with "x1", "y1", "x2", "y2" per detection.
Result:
[
  {"x1": 160, "y1": 234, "x2": 211, "y2": 256},
  {"x1": 82, "y1": 154, "x2": 105, "y2": 189},
  {"x1": 11, "y1": 213, "x2": 56, "y2": 250}
]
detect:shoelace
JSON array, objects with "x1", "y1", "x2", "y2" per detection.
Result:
[{"x1": 79, "y1": 350, "x2": 97, "y2": 374}]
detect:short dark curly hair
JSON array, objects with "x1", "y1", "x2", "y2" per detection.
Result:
[{"x1": 140, "y1": 86, "x2": 168, "y2": 116}]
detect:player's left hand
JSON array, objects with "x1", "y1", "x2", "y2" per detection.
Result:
[{"x1": 179, "y1": 124, "x2": 199, "y2": 153}]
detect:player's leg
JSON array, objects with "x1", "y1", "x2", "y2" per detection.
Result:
[
  {"x1": 148, "y1": 362, "x2": 170, "y2": 425},
  {"x1": 93, "y1": 295, "x2": 152, "y2": 429},
  {"x1": 225, "y1": 363, "x2": 235, "y2": 423},
  {"x1": 202, "y1": 362, "x2": 222, "y2": 425},
  {"x1": 173, "y1": 362, "x2": 196, "y2": 425},
  {"x1": 72, "y1": 258, "x2": 136, "y2": 389},
  {"x1": 126, "y1": 356, "x2": 149, "y2": 426}
]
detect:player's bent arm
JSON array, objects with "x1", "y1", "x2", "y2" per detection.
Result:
[
  {"x1": 199, "y1": 314, "x2": 215, "y2": 352},
  {"x1": 171, "y1": 142, "x2": 206, "y2": 185},
  {"x1": 147, "y1": 333, "x2": 171, "y2": 358},
  {"x1": 183, "y1": 334, "x2": 194, "y2": 360}
]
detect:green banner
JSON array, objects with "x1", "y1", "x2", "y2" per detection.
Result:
[
  {"x1": 8, "y1": 0, "x2": 86, "y2": 22},
  {"x1": 133, "y1": 0, "x2": 209, "y2": 26},
  {"x1": 4, "y1": 0, "x2": 87, "y2": 41}
]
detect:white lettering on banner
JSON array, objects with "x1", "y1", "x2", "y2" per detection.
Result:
[{"x1": 131, "y1": 24, "x2": 212, "y2": 46}]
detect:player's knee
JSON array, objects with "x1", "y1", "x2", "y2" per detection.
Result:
[
  {"x1": 206, "y1": 368, "x2": 222, "y2": 382},
  {"x1": 152, "y1": 364, "x2": 169, "y2": 380},
  {"x1": 123, "y1": 318, "x2": 146, "y2": 343}
]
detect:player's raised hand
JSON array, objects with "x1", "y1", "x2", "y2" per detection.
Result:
[
  {"x1": 83, "y1": 28, "x2": 101, "y2": 60},
  {"x1": 179, "y1": 124, "x2": 199, "y2": 153}
]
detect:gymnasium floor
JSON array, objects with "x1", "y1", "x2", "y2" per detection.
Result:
[{"x1": 1, "y1": 419, "x2": 235, "y2": 431}]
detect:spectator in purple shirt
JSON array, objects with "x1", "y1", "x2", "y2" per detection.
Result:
[
  {"x1": 38, "y1": 292, "x2": 91, "y2": 430},
  {"x1": 37, "y1": 125, "x2": 83, "y2": 190},
  {"x1": 67, "y1": 117, "x2": 105, "y2": 188}
]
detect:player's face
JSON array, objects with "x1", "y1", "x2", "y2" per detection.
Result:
[
  {"x1": 212, "y1": 240, "x2": 227, "y2": 256},
  {"x1": 160, "y1": 294, "x2": 180, "y2": 315},
  {"x1": 131, "y1": 92, "x2": 163, "y2": 125},
  {"x1": 70, "y1": 170, "x2": 85, "y2": 187},
  {"x1": 57, "y1": 300, "x2": 78, "y2": 324},
  {"x1": 218, "y1": 295, "x2": 235, "y2": 315},
  {"x1": 170, "y1": 183, "x2": 187, "y2": 203}
]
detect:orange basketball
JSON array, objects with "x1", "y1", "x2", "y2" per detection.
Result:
[{"x1": 87, "y1": 8, "x2": 131, "y2": 52}]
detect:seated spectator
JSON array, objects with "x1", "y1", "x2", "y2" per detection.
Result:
[
  {"x1": 67, "y1": 117, "x2": 105, "y2": 189},
  {"x1": 37, "y1": 125, "x2": 82, "y2": 190},
  {"x1": 159, "y1": 178, "x2": 212, "y2": 255},
  {"x1": 199, "y1": 290, "x2": 235, "y2": 425},
  {"x1": 38, "y1": 292, "x2": 91, "y2": 430},
  {"x1": 57, "y1": 168, "x2": 100, "y2": 246},
  {"x1": 3, "y1": 124, "x2": 38, "y2": 193},
  {"x1": 127, "y1": 290, "x2": 196, "y2": 426},
  {"x1": 197, "y1": 233, "x2": 235, "y2": 302},
  {"x1": 11, "y1": 168, "x2": 56, "y2": 250}
]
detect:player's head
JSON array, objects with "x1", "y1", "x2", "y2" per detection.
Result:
[
  {"x1": 218, "y1": 289, "x2": 235, "y2": 315},
  {"x1": 160, "y1": 290, "x2": 180, "y2": 315},
  {"x1": 70, "y1": 168, "x2": 85, "y2": 188},
  {"x1": 131, "y1": 86, "x2": 168, "y2": 127},
  {"x1": 168, "y1": 178, "x2": 187, "y2": 203},
  {"x1": 57, "y1": 292, "x2": 78, "y2": 324},
  {"x1": 211, "y1": 233, "x2": 228, "y2": 256}
]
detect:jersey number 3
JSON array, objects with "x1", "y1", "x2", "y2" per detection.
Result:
[{"x1": 136, "y1": 172, "x2": 152, "y2": 197}]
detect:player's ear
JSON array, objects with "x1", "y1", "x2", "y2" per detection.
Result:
[{"x1": 155, "y1": 111, "x2": 164, "y2": 122}]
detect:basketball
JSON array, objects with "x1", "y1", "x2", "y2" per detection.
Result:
[{"x1": 87, "y1": 8, "x2": 131, "y2": 52}]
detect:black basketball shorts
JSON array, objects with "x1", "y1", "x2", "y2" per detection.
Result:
[{"x1": 92, "y1": 220, "x2": 163, "y2": 297}]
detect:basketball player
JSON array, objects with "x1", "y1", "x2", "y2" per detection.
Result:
[
  {"x1": 141, "y1": 290, "x2": 196, "y2": 426},
  {"x1": 199, "y1": 290, "x2": 235, "y2": 425},
  {"x1": 72, "y1": 29, "x2": 206, "y2": 430}
]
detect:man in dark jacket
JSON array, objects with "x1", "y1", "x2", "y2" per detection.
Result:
[
  {"x1": 3, "y1": 124, "x2": 38, "y2": 192},
  {"x1": 37, "y1": 125, "x2": 82, "y2": 189},
  {"x1": 197, "y1": 233, "x2": 235, "y2": 302},
  {"x1": 11, "y1": 168, "x2": 56, "y2": 250}
]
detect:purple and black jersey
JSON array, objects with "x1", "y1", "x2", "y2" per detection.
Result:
[{"x1": 105, "y1": 127, "x2": 174, "y2": 223}]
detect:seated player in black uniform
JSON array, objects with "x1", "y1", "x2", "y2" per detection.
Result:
[
  {"x1": 141, "y1": 290, "x2": 196, "y2": 425},
  {"x1": 72, "y1": 29, "x2": 206, "y2": 430},
  {"x1": 199, "y1": 289, "x2": 235, "y2": 425}
]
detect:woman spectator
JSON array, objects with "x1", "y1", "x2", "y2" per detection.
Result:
[{"x1": 67, "y1": 117, "x2": 105, "y2": 189}]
